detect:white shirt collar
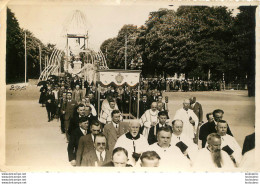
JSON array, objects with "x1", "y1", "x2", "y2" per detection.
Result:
[
  {"x1": 112, "y1": 121, "x2": 119, "y2": 128},
  {"x1": 96, "y1": 150, "x2": 106, "y2": 161},
  {"x1": 80, "y1": 127, "x2": 87, "y2": 135},
  {"x1": 91, "y1": 134, "x2": 95, "y2": 142}
]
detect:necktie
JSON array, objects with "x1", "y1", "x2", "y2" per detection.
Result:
[
  {"x1": 100, "y1": 152, "x2": 104, "y2": 162},
  {"x1": 115, "y1": 124, "x2": 118, "y2": 128}
]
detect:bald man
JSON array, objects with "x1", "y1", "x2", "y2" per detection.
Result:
[
  {"x1": 140, "y1": 102, "x2": 159, "y2": 138},
  {"x1": 103, "y1": 147, "x2": 132, "y2": 167},
  {"x1": 114, "y1": 121, "x2": 149, "y2": 166},
  {"x1": 173, "y1": 99, "x2": 198, "y2": 140}
]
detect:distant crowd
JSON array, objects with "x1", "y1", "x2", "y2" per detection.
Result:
[
  {"x1": 140, "y1": 78, "x2": 224, "y2": 92},
  {"x1": 38, "y1": 75, "x2": 254, "y2": 168}
]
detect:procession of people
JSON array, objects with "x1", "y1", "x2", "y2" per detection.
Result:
[{"x1": 38, "y1": 74, "x2": 255, "y2": 169}]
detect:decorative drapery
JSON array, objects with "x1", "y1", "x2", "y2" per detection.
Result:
[{"x1": 97, "y1": 70, "x2": 140, "y2": 87}]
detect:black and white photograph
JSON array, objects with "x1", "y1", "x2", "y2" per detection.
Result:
[{"x1": 0, "y1": 0, "x2": 259, "y2": 175}]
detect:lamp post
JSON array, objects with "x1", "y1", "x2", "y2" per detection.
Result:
[
  {"x1": 24, "y1": 31, "x2": 27, "y2": 84},
  {"x1": 39, "y1": 44, "x2": 42, "y2": 75},
  {"x1": 124, "y1": 34, "x2": 127, "y2": 70}
]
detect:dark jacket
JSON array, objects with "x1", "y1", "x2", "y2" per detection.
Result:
[
  {"x1": 67, "y1": 128, "x2": 85, "y2": 161},
  {"x1": 242, "y1": 132, "x2": 255, "y2": 155}
]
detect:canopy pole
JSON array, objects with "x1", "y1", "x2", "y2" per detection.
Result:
[
  {"x1": 137, "y1": 84, "x2": 140, "y2": 119},
  {"x1": 98, "y1": 84, "x2": 101, "y2": 119},
  {"x1": 129, "y1": 88, "x2": 132, "y2": 119}
]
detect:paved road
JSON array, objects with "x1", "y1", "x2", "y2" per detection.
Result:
[{"x1": 5, "y1": 85, "x2": 255, "y2": 167}]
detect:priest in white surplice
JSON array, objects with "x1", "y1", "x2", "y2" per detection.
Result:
[
  {"x1": 140, "y1": 102, "x2": 159, "y2": 139},
  {"x1": 148, "y1": 126, "x2": 191, "y2": 169},
  {"x1": 193, "y1": 133, "x2": 235, "y2": 169},
  {"x1": 216, "y1": 120, "x2": 242, "y2": 166},
  {"x1": 173, "y1": 99, "x2": 198, "y2": 140},
  {"x1": 171, "y1": 119, "x2": 199, "y2": 165},
  {"x1": 114, "y1": 121, "x2": 149, "y2": 166}
]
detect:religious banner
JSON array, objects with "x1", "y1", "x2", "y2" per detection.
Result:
[{"x1": 98, "y1": 70, "x2": 140, "y2": 87}]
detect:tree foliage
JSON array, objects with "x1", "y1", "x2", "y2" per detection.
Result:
[
  {"x1": 100, "y1": 6, "x2": 255, "y2": 86},
  {"x1": 6, "y1": 8, "x2": 58, "y2": 84}
]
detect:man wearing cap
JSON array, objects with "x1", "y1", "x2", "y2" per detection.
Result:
[
  {"x1": 173, "y1": 99, "x2": 199, "y2": 140},
  {"x1": 148, "y1": 111, "x2": 170, "y2": 145},
  {"x1": 140, "y1": 102, "x2": 159, "y2": 139},
  {"x1": 114, "y1": 121, "x2": 149, "y2": 166},
  {"x1": 149, "y1": 127, "x2": 190, "y2": 168},
  {"x1": 103, "y1": 110, "x2": 129, "y2": 151},
  {"x1": 76, "y1": 120, "x2": 101, "y2": 166},
  {"x1": 67, "y1": 117, "x2": 89, "y2": 167},
  {"x1": 193, "y1": 133, "x2": 235, "y2": 169}
]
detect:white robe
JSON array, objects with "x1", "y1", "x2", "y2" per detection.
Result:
[
  {"x1": 239, "y1": 149, "x2": 255, "y2": 169},
  {"x1": 140, "y1": 109, "x2": 159, "y2": 138},
  {"x1": 193, "y1": 148, "x2": 235, "y2": 169},
  {"x1": 171, "y1": 133, "x2": 199, "y2": 164},
  {"x1": 220, "y1": 134, "x2": 242, "y2": 165},
  {"x1": 101, "y1": 99, "x2": 119, "y2": 113},
  {"x1": 173, "y1": 108, "x2": 198, "y2": 139},
  {"x1": 99, "y1": 106, "x2": 122, "y2": 125},
  {"x1": 114, "y1": 133, "x2": 149, "y2": 166},
  {"x1": 148, "y1": 143, "x2": 191, "y2": 169}
]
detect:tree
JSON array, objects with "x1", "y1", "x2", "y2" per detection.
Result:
[
  {"x1": 6, "y1": 8, "x2": 24, "y2": 83},
  {"x1": 233, "y1": 6, "x2": 256, "y2": 96},
  {"x1": 6, "y1": 8, "x2": 59, "y2": 83}
]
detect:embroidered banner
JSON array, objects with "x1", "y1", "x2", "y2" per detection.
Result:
[{"x1": 98, "y1": 71, "x2": 140, "y2": 87}]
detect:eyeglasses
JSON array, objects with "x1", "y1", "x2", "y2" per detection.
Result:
[{"x1": 96, "y1": 143, "x2": 106, "y2": 146}]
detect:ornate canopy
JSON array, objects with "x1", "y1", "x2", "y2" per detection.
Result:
[{"x1": 96, "y1": 69, "x2": 141, "y2": 87}]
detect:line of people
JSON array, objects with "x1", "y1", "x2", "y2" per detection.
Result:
[{"x1": 38, "y1": 77, "x2": 254, "y2": 168}]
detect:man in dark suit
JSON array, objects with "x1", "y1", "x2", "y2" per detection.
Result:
[
  {"x1": 62, "y1": 92, "x2": 78, "y2": 142},
  {"x1": 242, "y1": 132, "x2": 255, "y2": 155},
  {"x1": 45, "y1": 85, "x2": 55, "y2": 122},
  {"x1": 81, "y1": 133, "x2": 112, "y2": 166},
  {"x1": 76, "y1": 120, "x2": 101, "y2": 166},
  {"x1": 58, "y1": 92, "x2": 67, "y2": 133},
  {"x1": 68, "y1": 104, "x2": 86, "y2": 135},
  {"x1": 88, "y1": 93, "x2": 98, "y2": 113},
  {"x1": 72, "y1": 84, "x2": 83, "y2": 103},
  {"x1": 103, "y1": 147, "x2": 132, "y2": 167},
  {"x1": 148, "y1": 90, "x2": 158, "y2": 103},
  {"x1": 199, "y1": 110, "x2": 233, "y2": 148},
  {"x1": 67, "y1": 117, "x2": 89, "y2": 166},
  {"x1": 103, "y1": 110, "x2": 129, "y2": 151},
  {"x1": 189, "y1": 97, "x2": 203, "y2": 123},
  {"x1": 148, "y1": 111, "x2": 170, "y2": 145},
  {"x1": 139, "y1": 94, "x2": 150, "y2": 118}
]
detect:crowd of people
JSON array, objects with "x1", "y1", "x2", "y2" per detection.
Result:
[
  {"x1": 38, "y1": 75, "x2": 255, "y2": 169},
  {"x1": 140, "y1": 78, "x2": 224, "y2": 92}
]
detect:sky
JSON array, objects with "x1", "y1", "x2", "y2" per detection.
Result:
[
  {"x1": 8, "y1": 1, "x2": 239, "y2": 52},
  {"x1": 8, "y1": 3, "x2": 179, "y2": 51}
]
